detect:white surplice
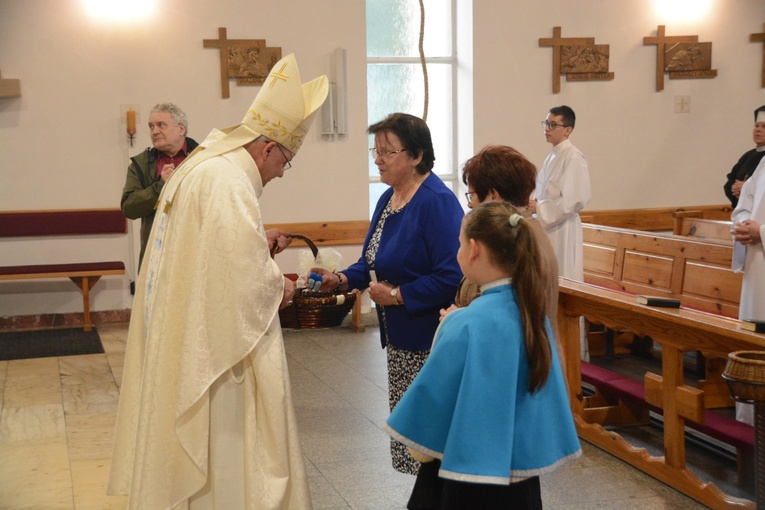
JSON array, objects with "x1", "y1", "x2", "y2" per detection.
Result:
[
  {"x1": 108, "y1": 138, "x2": 311, "y2": 509},
  {"x1": 731, "y1": 158, "x2": 765, "y2": 426},
  {"x1": 534, "y1": 139, "x2": 592, "y2": 281},
  {"x1": 732, "y1": 157, "x2": 765, "y2": 320},
  {"x1": 534, "y1": 139, "x2": 592, "y2": 360}
]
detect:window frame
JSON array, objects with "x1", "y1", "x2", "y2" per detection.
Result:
[{"x1": 366, "y1": 1, "x2": 466, "y2": 217}]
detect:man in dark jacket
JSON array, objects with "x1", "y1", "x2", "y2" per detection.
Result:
[
  {"x1": 121, "y1": 102, "x2": 199, "y2": 271},
  {"x1": 724, "y1": 105, "x2": 765, "y2": 208}
]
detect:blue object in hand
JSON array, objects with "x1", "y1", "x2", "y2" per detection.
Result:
[{"x1": 308, "y1": 272, "x2": 323, "y2": 291}]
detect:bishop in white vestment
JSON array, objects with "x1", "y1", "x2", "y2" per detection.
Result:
[{"x1": 108, "y1": 54, "x2": 328, "y2": 509}]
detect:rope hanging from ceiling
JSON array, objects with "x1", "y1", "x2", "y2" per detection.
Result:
[{"x1": 418, "y1": 0, "x2": 429, "y2": 121}]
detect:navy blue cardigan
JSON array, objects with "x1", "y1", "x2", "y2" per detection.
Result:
[{"x1": 344, "y1": 172, "x2": 464, "y2": 351}]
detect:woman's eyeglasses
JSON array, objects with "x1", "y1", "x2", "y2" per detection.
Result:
[{"x1": 369, "y1": 148, "x2": 406, "y2": 160}]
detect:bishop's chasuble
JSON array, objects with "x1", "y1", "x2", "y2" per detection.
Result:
[{"x1": 108, "y1": 139, "x2": 311, "y2": 509}]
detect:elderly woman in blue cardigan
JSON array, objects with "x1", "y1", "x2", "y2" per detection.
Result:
[{"x1": 316, "y1": 113, "x2": 463, "y2": 474}]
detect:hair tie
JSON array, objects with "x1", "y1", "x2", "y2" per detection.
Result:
[{"x1": 509, "y1": 213, "x2": 523, "y2": 227}]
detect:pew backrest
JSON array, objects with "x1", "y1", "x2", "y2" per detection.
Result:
[
  {"x1": 672, "y1": 212, "x2": 733, "y2": 243},
  {"x1": 580, "y1": 204, "x2": 733, "y2": 231},
  {"x1": 583, "y1": 224, "x2": 741, "y2": 318}
]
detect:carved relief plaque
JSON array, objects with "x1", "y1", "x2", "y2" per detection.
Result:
[
  {"x1": 665, "y1": 42, "x2": 717, "y2": 79},
  {"x1": 228, "y1": 47, "x2": 282, "y2": 86},
  {"x1": 539, "y1": 27, "x2": 614, "y2": 93}
]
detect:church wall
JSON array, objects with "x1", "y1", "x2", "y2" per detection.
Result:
[
  {"x1": 0, "y1": 0, "x2": 368, "y2": 316},
  {"x1": 1, "y1": 0, "x2": 764, "y2": 317},
  {"x1": 473, "y1": 0, "x2": 765, "y2": 210}
]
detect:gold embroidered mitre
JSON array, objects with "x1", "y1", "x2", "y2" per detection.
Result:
[{"x1": 242, "y1": 53, "x2": 329, "y2": 154}]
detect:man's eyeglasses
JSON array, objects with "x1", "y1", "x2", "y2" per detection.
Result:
[
  {"x1": 275, "y1": 144, "x2": 292, "y2": 170},
  {"x1": 465, "y1": 192, "x2": 475, "y2": 203},
  {"x1": 541, "y1": 121, "x2": 568, "y2": 130},
  {"x1": 369, "y1": 148, "x2": 406, "y2": 160}
]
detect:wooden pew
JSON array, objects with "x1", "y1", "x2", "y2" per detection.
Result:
[
  {"x1": 0, "y1": 210, "x2": 127, "y2": 331},
  {"x1": 582, "y1": 223, "x2": 741, "y2": 318},
  {"x1": 559, "y1": 279, "x2": 758, "y2": 510},
  {"x1": 582, "y1": 224, "x2": 740, "y2": 405}
]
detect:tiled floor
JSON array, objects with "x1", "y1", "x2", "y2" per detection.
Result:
[{"x1": 0, "y1": 319, "x2": 723, "y2": 509}]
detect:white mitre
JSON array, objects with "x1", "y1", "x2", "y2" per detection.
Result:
[
  {"x1": 160, "y1": 54, "x2": 328, "y2": 211},
  {"x1": 177, "y1": 53, "x2": 328, "y2": 168},
  {"x1": 242, "y1": 53, "x2": 329, "y2": 154}
]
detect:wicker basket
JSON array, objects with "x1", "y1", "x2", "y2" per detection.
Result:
[
  {"x1": 723, "y1": 351, "x2": 765, "y2": 403},
  {"x1": 277, "y1": 234, "x2": 357, "y2": 329}
]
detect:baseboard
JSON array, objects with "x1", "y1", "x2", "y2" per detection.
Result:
[{"x1": 0, "y1": 309, "x2": 132, "y2": 331}]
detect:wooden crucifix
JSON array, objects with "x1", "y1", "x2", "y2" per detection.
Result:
[
  {"x1": 203, "y1": 27, "x2": 281, "y2": 99},
  {"x1": 751, "y1": 23, "x2": 765, "y2": 88},
  {"x1": 643, "y1": 25, "x2": 698, "y2": 92},
  {"x1": 539, "y1": 27, "x2": 594, "y2": 93}
]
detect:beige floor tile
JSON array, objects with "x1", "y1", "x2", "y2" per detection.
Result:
[
  {"x1": 0, "y1": 360, "x2": 6, "y2": 412},
  {"x1": 105, "y1": 354, "x2": 124, "y2": 389},
  {"x1": 70, "y1": 457, "x2": 111, "y2": 491},
  {"x1": 0, "y1": 437, "x2": 72, "y2": 495},
  {"x1": 0, "y1": 318, "x2": 750, "y2": 509},
  {"x1": 72, "y1": 492, "x2": 128, "y2": 510},
  {"x1": 60, "y1": 354, "x2": 120, "y2": 415},
  {"x1": 0, "y1": 403, "x2": 65, "y2": 442},
  {"x1": 99, "y1": 333, "x2": 127, "y2": 357},
  {"x1": 0, "y1": 360, "x2": 7, "y2": 389},
  {"x1": 4, "y1": 357, "x2": 62, "y2": 407},
  {"x1": 61, "y1": 382, "x2": 120, "y2": 416},
  {"x1": 66, "y1": 412, "x2": 117, "y2": 462},
  {"x1": 70, "y1": 457, "x2": 128, "y2": 509},
  {"x1": 59, "y1": 355, "x2": 114, "y2": 387},
  {"x1": 0, "y1": 486, "x2": 74, "y2": 510},
  {"x1": 6, "y1": 357, "x2": 60, "y2": 383}
]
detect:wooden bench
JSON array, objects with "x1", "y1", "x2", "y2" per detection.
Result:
[
  {"x1": 0, "y1": 209, "x2": 127, "y2": 331},
  {"x1": 579, "y1": 223, "x2": 757, "y2": 482},
  {"x1": 581, "y1": 361, "x2": 754, "y2": 485},
  {"x1": 583, "y1": 223, "x2": 741, "y2": 318},
  {"x1": 583, "y1": 223, "x2": 742, "y2": 402},
  {"x1": 559, "y1": 280, "x2": 759, "y2": 509}
]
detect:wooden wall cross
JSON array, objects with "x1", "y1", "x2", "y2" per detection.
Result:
[
  {"x1": 643, "y1": 25, "x2": 698, "y2": 92},
  {"x1": 203, "y1": 27, "x2": 280, "y2": 99},
  {"x1": 751, "y1": 23, "x2": 765, "y2": 88},
  {"x1": 539, "y1": 27, "x2": 594, "y2": 93}
]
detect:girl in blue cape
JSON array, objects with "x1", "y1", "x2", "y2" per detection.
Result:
[{"x1": 385, "y1": 202, "x2": 581, "y2": 509}]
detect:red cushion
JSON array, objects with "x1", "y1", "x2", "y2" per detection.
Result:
[
  {"x1": 581, "y1": 361, "x2": 626, "y2": 384},
  {"x1": 690, "y1": 410, "x2": 754, "y2": 449},
  {"x1": 0, "y1": 210, "x2": 127, "y2": 237},
  {"x1": 0, "y1": 262, "x2": 125, "y2": 276}
]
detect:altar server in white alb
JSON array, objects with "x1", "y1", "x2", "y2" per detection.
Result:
[
  {"x1": 731, "y1": 111, "x2": 765, "y2": 426},
  {"x1": 108, "y1": 54, "x2": 328, "y2": 509},
  {"x1": 531, "y1": 105, "x2": 591, "y2": 359}
]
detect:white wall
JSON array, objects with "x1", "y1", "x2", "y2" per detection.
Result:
[
  {"x1": 473, "y1": 0, "x2": 765, "y2": 210},
  {"x1": 0, "y1": 0, "x2": 368, "y2": 316},
  {"x1": 1, "y1": 0, "x2": 764, "y2": 317}
]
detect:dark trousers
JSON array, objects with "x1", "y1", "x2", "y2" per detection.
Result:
[{"x1": 408, "y1": 459, "x2": 542, "y2": 510}]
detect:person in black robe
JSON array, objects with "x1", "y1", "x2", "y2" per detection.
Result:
[{"x1": 724, "y1": 105, "x2": 765, "y2": 208}]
